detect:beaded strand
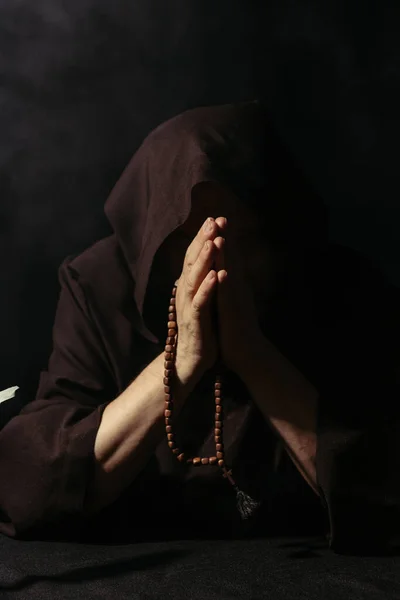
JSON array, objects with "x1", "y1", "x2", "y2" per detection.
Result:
[{"x1": 163, "y1": 281, "x2": 235, "y2": 485}]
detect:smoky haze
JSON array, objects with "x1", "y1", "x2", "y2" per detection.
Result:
[{"x1": 0, "y1": 0, "x2": 399, "y2": 395}]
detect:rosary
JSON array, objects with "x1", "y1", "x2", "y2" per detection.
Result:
[{"x1": 163, "y1": 279, "x2": 260, "y2": 520}]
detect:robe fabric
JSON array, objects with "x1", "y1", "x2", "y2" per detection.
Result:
[{"x1": 0, "y1": 101, "x2": 399, "y2": 554}]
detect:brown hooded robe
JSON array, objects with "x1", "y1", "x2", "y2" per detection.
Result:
[{"x1": 0, "y1": 101, "x2": 399, "y2": 554}]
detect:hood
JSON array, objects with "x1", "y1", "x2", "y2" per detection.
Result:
[{"x1": 104, "y1": 100, "x2": 327, "y2": 343}]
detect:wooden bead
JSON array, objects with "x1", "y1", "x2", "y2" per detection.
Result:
[
  {"x1": 166, "y1": 336, "x2": 175, "y2": 345},
  {"x1": 163, "y1": 377, "x2": 170, "y2": 385},
  {"x1": 165, "y1": 393, "x2": 171, "y2": 402},
  {"x1": 177, "y1": 453, "x2": 185, "y2": 462},
  {"x1": 215, "y1": 436, "x2": 221, "y2": 443},
  {"x1": 168, "y1": 313, "x2": 175, "y2": 321},
  {"x1": 201, "y1": 457, "x2": 209, "y2": 465},
  {"x1": 164, "y1": 352, "x2": 173, "y2": 360},
  {"x1": 216, "y1": 451, "x2": 224, "y2": 459},
  {"x1": 214, "y1": 389, "x2": 221, "y2": 397},
  {"x1": 164, "y1": 369, "x2": 172, "y2": 377},
  {"x1": 168, "y1": 329, "x2": 175, "y2": 337},
  {"x1": 165, "y1": 417, "x2": 171, "y2": 425},
  {"x1": 167, "y1": 321, "x2": 177, "y2": 329},
  {"x1": 164, "y1": 401, "x2": 171, "y2": 410},
  {"x1": 214, "y1": 428, "x2": 221, "y2": 436},
  {"x1": 172, "y1": 448, "x2": 180, "y2": 455},
  {"x1": 216, "y1": 443, "x2": 222, "y2": 451},
  {"x1": 171, "y1": 289, "x2": 176, "y2": 297},
  {"x1": 168, "y1": 441, "x2": 176, "y2": 449},
  {"x1": 186, "y1": 458, "x2": 193, "y2": 464},
  {"x1": 215, "y1": 413, "x2": 221, "y2": 421},
  {"x1": 215, "y1": 382, "x2": 222, "y2": 389},
  {"x1": 218, "y1": 459, "x2": 225, "y2": 467},
  {"x1": 165, "y1": 344, "x2": 174, "y2": 352},
  {"x1": 164, "y1": 386, "x2": 171, "y2": 394},
  {"x1": 167, "y1": 433, "x2": 174, "y2": 441},
  {"x1": 164, "y1": 361, "x2": 173, "y2": 369},
  {"x1": 166, "y1": 425, "x2": 172, "y2": 433},
  {"x1": 193, "y1": 457, "x2": 201, "y2": 466},
  {"x1": 209, "y1": 457, "x2": 217, "y2": 465},
  {"x1": 168, "y1": 306, "x2": 175, "y2": 313},
  {"x1": 215, "y1": 405, "x2": 222, "y2": 413},
  {"x1": 165, "y1": 410, "x2": 172, "y2": 417},
  {"x1": 215, "y1": 421, "x2": 222, "y2": 429},
  {"x1": 215, "y1": 397, "x2": 221, "y2": 405}
]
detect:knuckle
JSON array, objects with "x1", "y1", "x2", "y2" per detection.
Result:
[{"x1": 185, "y1": 274, "x2": 195, "y2": 291}]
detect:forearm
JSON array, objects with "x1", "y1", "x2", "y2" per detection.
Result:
[
  {"x1": 237, "y1": 338, "x2": 320, "y2": 495},
  {"x1": 85, "y1": 352, "x2": 201, "y2": 514}
]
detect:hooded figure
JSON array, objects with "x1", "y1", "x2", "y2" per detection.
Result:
[{"x1": 0, "y1": 101, "x2": 399, "y2": 554}]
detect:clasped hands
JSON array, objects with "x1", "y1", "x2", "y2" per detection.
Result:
[{"x1": 211, "y1": 216, "x2": 268, "y2": 376}]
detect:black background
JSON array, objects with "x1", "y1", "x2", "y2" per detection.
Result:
[{"x1": 0, "y1": 0, "x2": 399, "y2": 396}]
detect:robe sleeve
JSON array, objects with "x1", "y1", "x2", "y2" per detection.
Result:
[
  {"x1": 315, "y1": 274, "x2": 400, "y2": 555},
  {"x1": 0, "y1": 259, "x2": 116, "y2": 539}
]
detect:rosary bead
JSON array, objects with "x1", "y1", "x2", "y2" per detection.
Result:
[{"x1": 166, "y1": 282, "x2": 233, "y2": 485}]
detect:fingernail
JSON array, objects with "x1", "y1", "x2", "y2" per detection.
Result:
[{"x1": 206, "y1": 217, "x2": 214, "y2": 231}]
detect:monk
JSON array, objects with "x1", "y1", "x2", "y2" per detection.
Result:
[{"x1": 0, "y1": 101, "x2": 399, "y2": 554}]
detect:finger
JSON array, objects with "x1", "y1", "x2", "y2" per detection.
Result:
[
  {"x1": 184, "y1": 217, "x2": 218, "y2": 272},
  {"x1": 192, "y1": 269, "x2": 217, "y2": 313},
  {"x1": 213, "y1": 236, "x2": 225, "y2": 273},
  {"x1": 185, "y1": 238, "x2": 216, "y2": 299},
  {"x1": 215, "y1": 216, "x2": 228, "y2": 233}
]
